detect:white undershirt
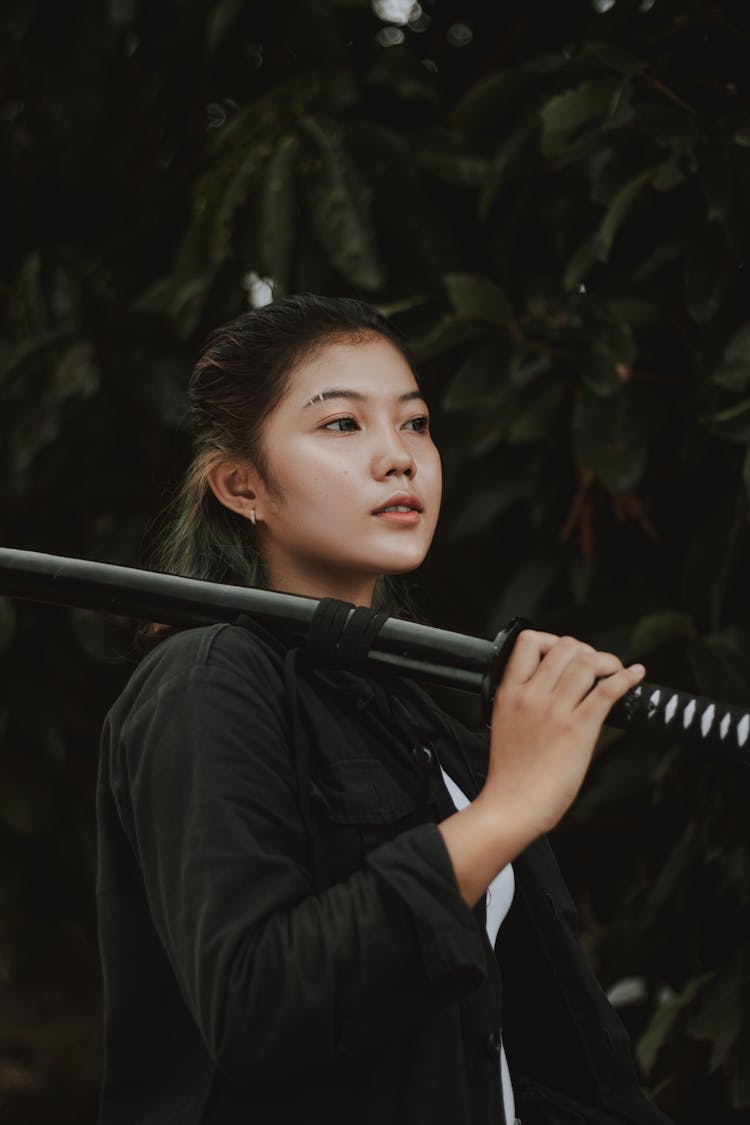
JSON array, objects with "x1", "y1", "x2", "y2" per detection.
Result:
[{"x1": 440, "y1": 767, "x2": 516, "y2": 1125}]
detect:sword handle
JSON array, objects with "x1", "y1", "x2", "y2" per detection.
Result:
[{"x1": 608, "y1": 681, "x2": 750, "y2": 755}]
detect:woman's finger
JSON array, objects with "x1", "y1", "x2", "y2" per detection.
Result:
[
  {"x1": 579, "y1": 663, "x2": 646, "y2": 725},
  {"x1": 527, "y1": 636, "x2": 596, "y2": 694},
  {"x1": 501, "y1": 629, "x2": 560, "y2": 686},
  {"x1": 553, "y1": 651, "x2": 625, "y2": 709}
]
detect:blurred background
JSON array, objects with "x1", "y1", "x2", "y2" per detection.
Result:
[{"x1": 3, "y1": 0, "x2": 750, "y2": 1120}]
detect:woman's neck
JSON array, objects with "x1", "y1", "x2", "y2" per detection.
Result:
[{"x1": 265, "y1": 564, "x2": 377, "y2": 608}]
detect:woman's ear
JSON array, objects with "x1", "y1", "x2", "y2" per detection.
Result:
[{"x1": 206, "y1": 460, "x2": 261, "y2": 522}]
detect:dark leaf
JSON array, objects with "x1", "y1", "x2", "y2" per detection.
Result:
[
  {"x1": 576, "y1": 41, "x2": 644, "y2": 77},
  {"x1": 451, "y1": 70, "x2": 530, "y2": 134},
  {"x1": 443, "y1": 273, "x2": 515, "y2": 328},
  {"x1": 572, "y1": 386, "x2": 658, "y2": 493},
  {"x1": 700, "y1": 397, "x2": 750, "y2": 443},
  {"x1": 563, "y1": 233, "x2": 600, "y2": 292},
  {"x1": 509, "y1": 351, "x2": 552, "y2": 386},
  {"x1": 478, "y1": 114, "x2": 539, "y2": 221},
  {"x1": 569, "y1": 341, "x2": 634, "y2": 397},
  {"x1": 375, "y1": 295, "x2": 433, "y2": 318},
  {"x1": 637, "y1": 974, "x2": 715, "y2": 1075},
  {"x1": 210, "y1": 141, "x2": 273, "y2": 267},
  {"x1": 55, "y1": 341, "x2": 99, "y2": 401},
  {"x1": 442, "y1": 340, "x2": 513, "y2": 411},
  {"x1": 0, "y1": 328, "x2": 77, "y2": 386},
  {"x1": 166, "y1": 274, "x2": 215, "y2": 340},
  {"x1": 409, "y1": 316, "x2": 491, "y2": 366},
  {"x1": 302, "y1": 117, "x2": 386, "y2": 290},
  {"x1": 685, "y1": 221, "x2": 732, "y2": 326},
  {"x1": 206, "y1": 0, "x2": 245, "y2": 53},
  {"x1": 365, "y1": 45, "x2": 439, "y2": 106},
  {"x1": 651, "y1": 161, "x2": 685, "y2": 192},
  {"x1": 346, "y1": 121, "x2": 457, "y2": 273},
  {"x1": 417, "y1": 150, "x2": 492, "y2": 188},
  {"x1": 687, "y1": 956, "x2": 742, "y2": 1071},
  {"x1": 712, "y1": 323, "x2": 750, "y2": 394},
  {"x1": 607, "y1": 298, "x2": 659, "y2": 329},
  {"x1": 627, "y1": 611, "x2": 696, "y2": 662},
  {"x1": 539, "y1": 79, "x2": 620, "y2": 158},
  {"x1": 0, "y1": 598, "x2": 15, "y2": 655},
  {"x1": 697, "y1": 146, "x2": 733, "y2": 230},
  {"x1": 637, "y1": 104, "x2": 703, "y2": 150},
  {"x1": 259, "y1": 133, "x2": 300, "y2": 295},
  {"x1": 466, "y1": 411, "x2": 511, "y2": 460},
  {"x1": 442, "y1": 479, "x2": 527, "y2": 543},
  {"x1": 506, "y1": 379, "x2": 566, "y2": 444},
  {"x1": 598, "y1": 165, "x2": 666, "y2": 260},
  {"x1": 449, "y1": 55, "x2": 564, "y2": 134},
  {"x1": 206, "y1": 72, "x2": 324, "y2": 156}
]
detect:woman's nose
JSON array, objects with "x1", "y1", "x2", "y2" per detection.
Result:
[{"x1": 373, "y1": 430, "x2": 416, "y2": 479}]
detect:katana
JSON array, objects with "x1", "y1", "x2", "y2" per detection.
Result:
[{"x1": 1, "y1": 548, "x2": 748, "y2": 756}]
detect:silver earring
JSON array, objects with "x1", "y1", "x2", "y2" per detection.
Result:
[{"x1": 249, "y1": 510, "x2": 257, "y2": 526}]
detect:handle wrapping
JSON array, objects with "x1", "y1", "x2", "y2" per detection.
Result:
[{"x1": 608, "y1": 681, "x2": 750, "y2": 753}]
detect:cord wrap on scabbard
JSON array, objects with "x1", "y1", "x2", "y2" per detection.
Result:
[{"x1": 306, "y1": 598, "x2": 389, "y2": 669}]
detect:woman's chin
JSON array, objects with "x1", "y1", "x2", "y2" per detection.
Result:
[{"x1": 375, "y1": 549, "x2": 429, "y2": 576}]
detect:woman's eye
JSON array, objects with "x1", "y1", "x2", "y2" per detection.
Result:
[
  {"x1": 405, "y1": 415, "x2": 430, "y2": 433},
  {"x1": 323, "y1": 416, "x2": 359, "y2": 432}
]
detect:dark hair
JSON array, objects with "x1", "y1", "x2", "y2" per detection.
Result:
[{"x1": 148, "y1": 293, "x2": 418, "y2": 620}]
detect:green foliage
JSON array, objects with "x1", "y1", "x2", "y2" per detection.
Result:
[
  {"x1": 301, "y1": 115, "x2": 387, "y2": 289},
  {"x1": 260, "y1": 132, "x2": 300, "y2": 295},
  {"x1": 3, "y1": 0, "x2": 750, "y2": 1120}
]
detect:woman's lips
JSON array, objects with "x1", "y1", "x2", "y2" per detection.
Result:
[
  {"x1": 371, "y1": 493, "x2": 423, "y2": 525},
  {"x1": 373, "y1": 509, "x2": 421, "y2": 525}
]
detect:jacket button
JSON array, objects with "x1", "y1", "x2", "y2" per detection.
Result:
[{"x1": 486, "y1": 1032, "x2": 502, "y2": 1057}]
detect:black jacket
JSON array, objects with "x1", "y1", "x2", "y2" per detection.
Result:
[{"x1": 97, "y1": 619, "x2": 673, "y2": 1125}]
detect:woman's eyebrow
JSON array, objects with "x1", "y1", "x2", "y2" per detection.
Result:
[{"x1": 303, "y1": 388, "x2": 427, "y2": 408}]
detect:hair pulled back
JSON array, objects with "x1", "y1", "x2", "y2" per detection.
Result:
[{"x1": 151, "y1": 293, "x2": 415, "y2": 602}]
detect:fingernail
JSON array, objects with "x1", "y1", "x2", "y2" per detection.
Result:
[{"x1": 628, "y1": 663, "x2": 645, "y2": 675}]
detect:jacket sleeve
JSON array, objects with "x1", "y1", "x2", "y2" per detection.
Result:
[{"x1": 107, "y1": 654, "x2": 488, "y2": 1082}]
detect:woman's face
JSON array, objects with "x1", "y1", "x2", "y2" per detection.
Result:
[{"x1": 252, "y1": 334, "x2": 442, "y2": 605}]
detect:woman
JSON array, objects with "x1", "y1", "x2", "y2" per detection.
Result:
[{"x1": 97, "y1": 294, "x2": 672, "y2": 1124}]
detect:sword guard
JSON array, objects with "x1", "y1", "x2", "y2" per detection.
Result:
[{"x1": 480, "y1": 617, "x2": 532, "y2": 725}]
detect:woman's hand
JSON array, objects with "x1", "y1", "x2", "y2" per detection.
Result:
[
  {"x1": 438, "y1": 630, "x2": 645, "y2": 907},
  {"x1": 480, "y1": 630, "x2": 645, "y2": 839}
]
